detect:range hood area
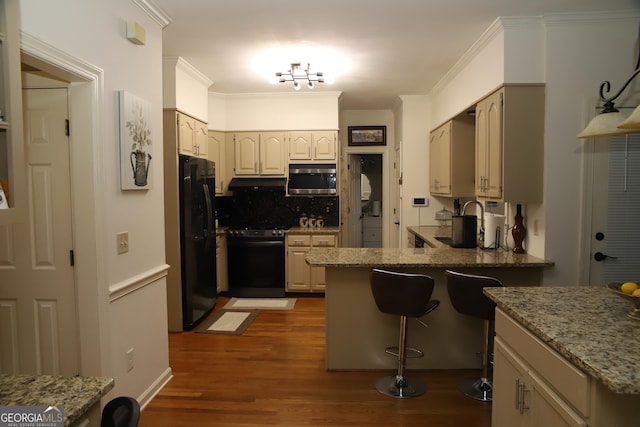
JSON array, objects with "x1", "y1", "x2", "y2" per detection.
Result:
[{"x1": 228, "y1": 177, "x2": 287, "y2": 192}]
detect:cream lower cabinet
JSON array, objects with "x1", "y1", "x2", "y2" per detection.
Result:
[
  {"x1": 493, "y1": 308, "x2": 640, "y2": 427},
  {"x1": 216, "y1": 234, "x2": 228, "y2": 293},
  {"x1": 286, "y1": 234, "x2": 337, "y2": 292},
  {"x1": 493, "y1": 338, "x2": 587, "y2": 427}
]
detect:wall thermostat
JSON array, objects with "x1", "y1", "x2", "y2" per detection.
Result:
[{"x1": 412, "y1": 197, "x2": 428, "y2": 207}]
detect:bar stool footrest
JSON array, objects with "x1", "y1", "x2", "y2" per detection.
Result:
[{"x1": 384, "y1": 346, "x2": 424, "y2": 358}]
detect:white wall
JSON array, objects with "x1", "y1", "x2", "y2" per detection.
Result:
[
  {"x1": 395, "y1": 95, "x2": 448, "y2": 246},
  {"x1": 20, "y1": 0, "x2": 171, "y2": 404},
  {"x1": 339, "y1": 109, "x2": 395, "y2": 246},
  {"x1": 541, "y1": 13, "x2": 639, "y2": 285},
  {"x1": 163, "y1": 56, "x2": 213, "y2": 123},
  {"x1": 208, "y1": 91, "x2": 341, "y2": 131}
]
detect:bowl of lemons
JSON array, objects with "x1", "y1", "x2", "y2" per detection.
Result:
[{"x1": 607, "y1": 281, "x2": 640, "y2": 320}]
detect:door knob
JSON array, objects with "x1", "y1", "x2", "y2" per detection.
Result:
[{"x1": 594, "y1": 252, "x2": 617, "y2": 261}]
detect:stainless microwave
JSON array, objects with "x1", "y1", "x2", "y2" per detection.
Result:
[{"x1": 288, "y1": 164, "x2": 337, "y2": 195}]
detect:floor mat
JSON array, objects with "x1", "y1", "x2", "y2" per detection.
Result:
[
  {"x1": 223, "y1": 297, "x2": 296, "y2": 310},
  {"x1": 195, "y1": 310, "x2": 260, "y2": 335}
]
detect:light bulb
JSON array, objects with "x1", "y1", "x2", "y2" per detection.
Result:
[
  {"x1": 308, "y1": 81, "x2": 314, "y2": 89},
  {"x1": 293, "y1": 81, "x2": 300, "y2": 90}
]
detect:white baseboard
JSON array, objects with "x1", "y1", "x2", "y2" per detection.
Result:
[{"x1": 138, "y1": 367, "x2": 173, "y2": 410}]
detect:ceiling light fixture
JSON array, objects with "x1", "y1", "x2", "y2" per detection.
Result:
[
  {"x1": 275, "y1": 63, "x2": 324, "y2": 90},
  {"x1": 577, "y1": 25, "x2": 640, "y2": 138}
]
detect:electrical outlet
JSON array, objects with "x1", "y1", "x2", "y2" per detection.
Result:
[
  {"x1": 533, "y1": 219, "x2": 539, "y2": 236},
  {"x1": 126, "y1": 348, "x2": 135, "y2": 372},
  {"x1": 117, "y1": 232, "x2": 129, "y2": 254}
]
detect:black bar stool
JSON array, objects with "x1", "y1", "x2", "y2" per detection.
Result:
[
  {"x1": 445, "y1": 270, "x2": 502, "y2": 402},
  {"x1": 370, "y1": 268, "x2": 440, "y2": 398}
]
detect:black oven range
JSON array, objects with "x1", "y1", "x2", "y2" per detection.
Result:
[{"x1": 226, "y1": 225, "x2": 289, "y2": 298}]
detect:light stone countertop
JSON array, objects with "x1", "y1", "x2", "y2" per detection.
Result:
[
  {"x1": 305, "y1": 247, "x2": 551, "y2": 268},
  {"x1": 484, "y1": 286, "x2": 640, "y2": 394},
  {"x1": 218, "y1": 225, "x2": 546, "y2": 270},
  {"x1": 306, "y1": 225, "x2": 551, "y2": 268},
  {"x1": 0, "y1": 374, "x2": 114, "y2": 426}
]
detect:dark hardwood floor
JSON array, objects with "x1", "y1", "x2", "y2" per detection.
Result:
[{"x1": 139, "y1": 295, "x2": 492, "y2": 426}]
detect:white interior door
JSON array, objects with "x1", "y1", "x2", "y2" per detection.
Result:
[
  {"x1": 588, "y1": 133, "x2": 640, "y2": 285},
  {"x1": 348, "y1": 155, "x2": 362, "y2": 247},
  {"x1": 0, "y1": 87, "x2": 78, "y2": 375}
]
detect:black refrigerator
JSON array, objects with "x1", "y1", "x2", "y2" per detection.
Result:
[{"x1": 179, "y1": 154, "x2": 217, "y2": 330}]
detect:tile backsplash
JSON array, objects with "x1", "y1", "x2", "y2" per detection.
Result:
[{"x1": 215, "y1": 192, "x2": 339, "y2": 228}]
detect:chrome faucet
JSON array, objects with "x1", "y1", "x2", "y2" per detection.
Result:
[{"x1": 462, "y1": 200, "x2": 485, "y2": 241}]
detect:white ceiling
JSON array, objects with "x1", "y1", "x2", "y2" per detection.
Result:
[{"x1": 155, "y1": 0, "x2": 640, "y2": 110}]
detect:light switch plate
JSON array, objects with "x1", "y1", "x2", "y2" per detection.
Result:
[{"x1": 117, "y1": 232, "x2": 129, "y2": 254}]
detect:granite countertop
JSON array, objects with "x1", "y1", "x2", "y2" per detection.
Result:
[
  {"x1": 305, "y1": 247, "x2": 551, "y2": 268},
  {"x1": 0, "y1": 374, "x2": 114, "y2": 426},
  {"x1": 306, "y1": 226, "x2": 551, "y2": 269},
  {"x1": 484, "y1": 286, "x2": 640, "y2": 394}
]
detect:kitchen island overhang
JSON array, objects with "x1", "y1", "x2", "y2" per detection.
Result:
[{"x1": 306, "y1": 246, "x2": 553, "y2": 371}]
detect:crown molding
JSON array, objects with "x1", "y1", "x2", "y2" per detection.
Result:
[{"x1": 133, "y1": 0, "x2": 171, "y2": 28}]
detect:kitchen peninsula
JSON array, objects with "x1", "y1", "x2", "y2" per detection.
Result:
[
  {"x1": 485, "y1": 286, "x2": 640, "y2": 426},
  {"x1": 305, "y1": 225, "x2": 553, "y2": 370}
]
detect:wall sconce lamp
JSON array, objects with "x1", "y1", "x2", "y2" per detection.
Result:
[
  {"x1": 577, "y1": 26, "x2": 640, "y2": 138},
  {"x1": 275, "y1": 63, "x2": 324, "y2": 90}
]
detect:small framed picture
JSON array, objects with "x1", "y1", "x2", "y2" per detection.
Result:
[{"x1": 348, "y1": 126, "x2": 386, "y2": 146}]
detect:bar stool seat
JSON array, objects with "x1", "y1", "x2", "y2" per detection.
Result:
[
  {"x1": 445, "y1": 270, "x2": 502, "y2": 402},
  {"x1": 370, "y1": 268, "x2": 440, "y2": 398}
]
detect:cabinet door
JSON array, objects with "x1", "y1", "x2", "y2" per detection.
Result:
[
  {"x1": 313, "y1": 131, "x2": 337, "y2": 160},
  {"x1": 429, "y1": 122, "x2": 451, "y2": 195},
  {"x1": 475, "y1": 100, "x2": 488, "y2": 196},
  {"x1": 260, "y1": 132, "x2": 285, "y2": 175},
  {"x1": 492, "y1": 338, "x2": 527, "y2": 427},
  {"x1": 287, "y1": 246, "x2": 311, "y2": 291},
  {"x1": 528, "y1": 371, "x2": 587, "y2": 427},
  {"x1": 485, "y1": 89, "x2": 503, "y2": 199},
  {"x1": 310, "y1": 235, "x2": 336, "y2": 290},
  {"x1": 178, "y1": 112, "x2": 196, "y2": 156},
  {"x1": 195, "y1": 120, "x2": 208, "y2": 158},
  {"x1": 289, "y1": 132, "x2": 312, "y2": 160},
  {"x1": 216, "y1": 235, "x2": 229, "y2": 293},
  {"x1": 234, "y1": 132, "x2": 259, "y2": 175},
  {"x1": 207, "y1": 131, "x2": 226, "y2": 194}
]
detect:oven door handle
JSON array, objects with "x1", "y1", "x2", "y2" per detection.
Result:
[{"x1": 228, "y1": 240, "x2": 284, "y2": 247}]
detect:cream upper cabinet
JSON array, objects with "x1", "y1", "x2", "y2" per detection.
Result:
[
  {"x1": 175, "y1": 111, "x2": 207, "y2": 158},
  {"x1": 260, "y1": 132, "x2": 286, "y2": 175},
  {"x1": 474, "y1": 85, "x2": 544, "y2": 202},
  {"x1": 233, "y1": 132, "x2": 259, "y2": 175},
  {"x1": 207, "y1": 130, "x2": 226, "y2": 194},
  {"x1": 195, "y1": 120, "x2": 208, "y2": 159},
  {"x1": 233, "y1": 132, "x2": 285, "y2": 176},
  {"x1": 430, "y1": 116, "x2": 475, "y2": 198},
  {"x1": 288, "y1": 131, "x2": 337, "y2": 161},
  {"x1": 429, "y1": 122, "x2": 451, "y2": 195}
]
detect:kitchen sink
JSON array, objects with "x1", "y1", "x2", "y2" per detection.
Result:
[{"x1": 435, "y1": 236, "x2": 453, "y2": 246}]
